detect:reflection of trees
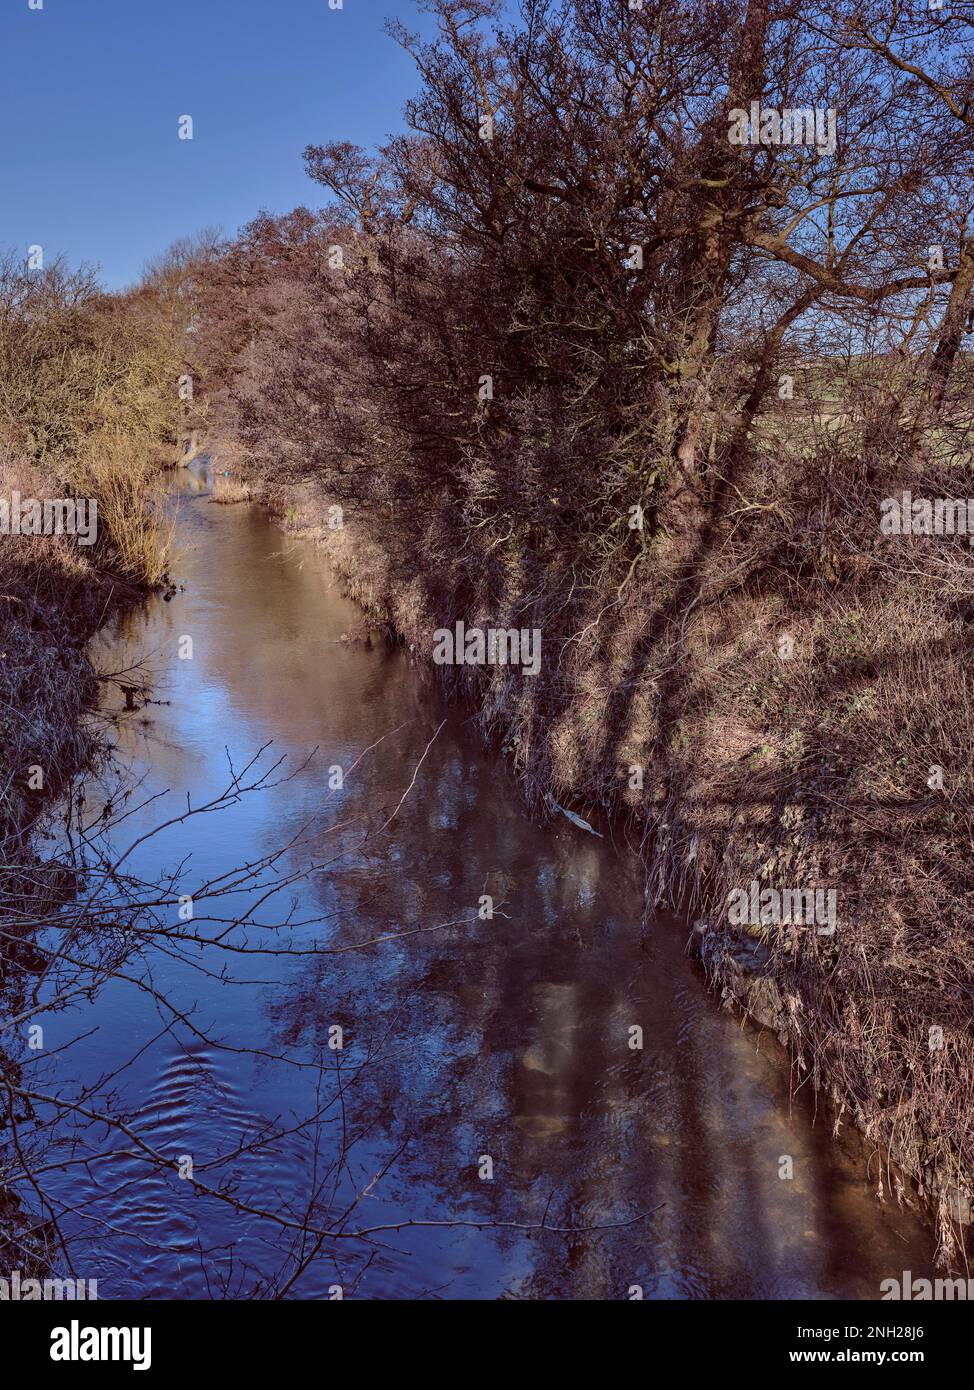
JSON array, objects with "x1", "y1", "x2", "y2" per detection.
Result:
[
  {"x1": 3, "y1": 483, "x2": 939, "y2": 1298},
  {"x1": 3, "y1": 652, "x2": 939, "y2": 1295},
  {"x1": 0, "y1": 745, "x2": 429, "y2": 1298},
  {"x1": 2, "y1": 723, "x2": 668, "y2": 1299},
  {"x1": 263, "y1": 718, "x2": 936, "y2": 1299}
]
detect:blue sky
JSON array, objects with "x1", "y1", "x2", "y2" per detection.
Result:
[{"x1": 0, "y1": 0, "x2": 439, "y2": 288}]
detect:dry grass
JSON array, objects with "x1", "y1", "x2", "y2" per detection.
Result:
[
  {"x1": 209, "y1": 472, "x2": 252, "y2": 505},
  {"x1": 65, "y1": 430, "x2": 174, "y2": 585},
  {"x1": 0, "y1": 250, "x2": 202, "y2": 589}
]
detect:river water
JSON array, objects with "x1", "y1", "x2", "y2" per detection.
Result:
[{"x1": 35, "y1": 463, "x2": 934, "y2": 1299}]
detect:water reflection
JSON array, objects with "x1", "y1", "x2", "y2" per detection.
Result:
[{"x1": 33, "y1": 465, "x2": 936, "y2": 1299}]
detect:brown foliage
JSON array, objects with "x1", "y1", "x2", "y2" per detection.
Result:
[{"x1": 194, "y1": 0, "x2": 974, "y2": 1253}]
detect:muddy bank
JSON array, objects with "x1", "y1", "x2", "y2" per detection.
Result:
[
  {"x1": 0, "y1": 548, "x2": 137, "y2": 853},
  {"x1": 248, "y1": 475, "x2": 972, "y2": 1264}
]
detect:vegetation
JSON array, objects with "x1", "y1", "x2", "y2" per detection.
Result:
[
  {"x1": 194, "y1": 0, "x2": 974, "y2": 1258},
  {"x1": 0, "y1": 237, "x2": 214, "y2": 869},
  {"x1": 2, "y1": 0, "x2": 973, "y2": 1274},
  {"x1": 0, "y1": 238, "x2": 216, "y2": 1269}
]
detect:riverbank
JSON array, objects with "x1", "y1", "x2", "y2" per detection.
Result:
[
  {"x1": 186, "y1": 0, "x2": 974, "y2": 1271},
  {"x1": 244, "y1": 472, "x2": 973, "y2": 1264},
  {"x1": 0, "y1": 237, "x2": 218, "y2": 857},
  {"x1": 9, "y1": 467, "x2": 933, "y2": 1297},
  {"x1": 0, "y1": 478, "x2": 150, "y2": 862},
  {"x1": 1, "y1": 540, "x2": 99, "y2": 854},
  {"x1": 0, "y1": 499, "x2": 139, "y2": 1277}
]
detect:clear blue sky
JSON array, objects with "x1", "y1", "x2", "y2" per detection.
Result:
[{"x1": 0, "y1": 0, "x2": 439, "y2": 288}]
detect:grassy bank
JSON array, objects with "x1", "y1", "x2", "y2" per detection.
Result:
[{"x1": 0, "y1": 246, "x2": 196, "y2": 848}]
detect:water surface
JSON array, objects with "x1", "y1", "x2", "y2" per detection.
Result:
[{"x1": 34, "y1": 464, "x2": 935, "y2": 1298}]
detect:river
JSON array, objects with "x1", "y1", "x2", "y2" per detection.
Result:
[{"x1": 33, "y1": 461, "x2": 935, "y2": 1299}]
